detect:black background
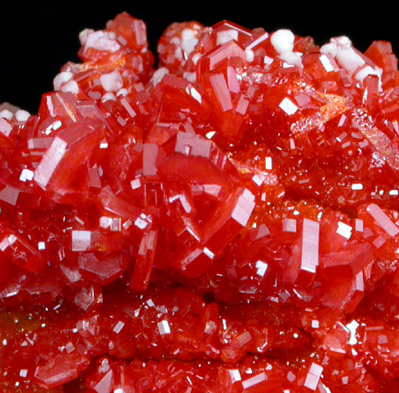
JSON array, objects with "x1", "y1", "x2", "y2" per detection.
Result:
[{"x1": 0, "y1": 1, "x2": 397, "y2": 114}]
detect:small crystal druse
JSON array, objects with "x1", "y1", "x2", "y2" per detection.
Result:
[{"x1": 1, "y1": 12, "x2": 399, "y2": 392}]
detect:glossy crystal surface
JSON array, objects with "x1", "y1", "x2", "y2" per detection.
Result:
[{"x1": 1, "y1": 11, "x2": 399, "y2": 392}]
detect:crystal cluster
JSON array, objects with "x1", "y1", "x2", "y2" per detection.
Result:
[{"x1": 1, "y1": 12, "x2": 399, "y2": 392}]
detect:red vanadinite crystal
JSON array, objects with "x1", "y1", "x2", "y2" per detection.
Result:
[{"x1": 2, "y1": 11, "x2": 399, "y2": 392}]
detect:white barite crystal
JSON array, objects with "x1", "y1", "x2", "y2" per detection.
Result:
[
  {"x1": 151, "y1": 67, "x2": 169, "y2": 87},
  {"x1": 183, "y1": 71, "x2": 196, "y2": 83},
  {"x1": 101, "y1": 92, "x2": 116, "y2": 102},
  {"x1": 279, "y1": 97, "x2": 298, "y2": 115},
  {"x1": 174, "y1": 47, "x2": 183, "y2": 60},
  {"x1": 304, "y1": 363, "x2": 323, "y2": 391},
  {"x1": 71, "y1": 230, "x2": 92, "y2": 252},
  {"x1": 38, "y1": 241, "x2": 46, "y2": 251},
  {"x1": 15, "y1": 110, "x2": 30, "y2": 122},
  {"x1": 279, "y1": 51, "x2": 303, "y2": 68},
  {"x1": 65, "y1": 342, "x2": 75, "y2": 353},
  {"x1": 335, "y1": 48, "x2": 365, "y2": 75},
  {"x1": 216, "y1": 29, "x2": 239, "y2": 46},
  {"x1": 99, "y1": 216, "x2": 121, "y2": 232},
  {"x1": 0, "y1": 109, "x2": 14, "y2": 120},
  {"x1": 188, "y1": 86, "x2": 202, "y2": 103},
  {"x1": 270, "y1": 29, "x2": 295, "y2": 55},
  {"x1": 242, "y1": 372, "x2": 267, "y2": 390},
  {"x1": 336, "y1": 221, "x2": 352, "y2": 239},
  {"x1": 53, "y1": 71, "x2": 73, "y2": 91},
  {"x1": 283, "y1": 218, "x2": 297, "y2": 233},
  {"x1": 265, "y1": 157, "x2": 273, "y2": 170},
  {"x1": 84, "y1": 30, "x2": 120, "y2": 53},
  {"x1": 120, "y1": 97, "x2": 136, "y2": 119},
  {"x1": 323, "y1": 385, "x2": 332, "y2": 393},
  {"x1": 146, "y1": 299, "x2": 155, "y2": 307},
  {"x1": 345, "y1": 320, "x2": 359, "y2": 345},
  {"x1": 246, "y1": 32, "x2": 269, "y2": 50},
  {"x1": 255, "y1": 260, "x2": 268, "y2": 277},
  {"x1": 319, "y1": 54, "x2": 335, "y2": 72},
  {"x1": 130, "y1": 178, "x2": 142, "y2": 190},
  {"x1": 205, "y1": 131, "x2": 216, "y2": 139},
  {"x1": 320, "y1": 36, "x2": 352, "y2": 57},
  {"x1": 367, "y1": 203, "x2": 399, "y2": 237},
  {"x1": 181, "y1": 28, "x2": 196, "y2": 41},
  {"x1": 170, "y1": 36, "x2": 181, "y2": 47},
  {"x1": 100, "y1": 71, "x2": 123, "y2": 92},
  {"x1": 231, "y1": 189, "x2": 256, "y2": 227},
  {"x1": 182, "y1": 38, "x2": 198, "y2": 55},
  {"x1": 61, "y1": 80, "x2": 79, "y2": 95},
  {"x1": 245, "y1": 48, "x2": 255, "y2": 62},
  {"x1": 301, "y1": 219, "x2": 320, "y2": 274},
  {"x1": 157, "y1": 320, "x2": 171, "y2": 335},
  {"x1": 19, "y1": 168, "x2": 34, "y2": 182}
]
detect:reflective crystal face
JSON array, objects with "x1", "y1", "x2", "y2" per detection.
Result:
[{"x1": 2, "y1": 11, "x2": 399, "y2": 393}]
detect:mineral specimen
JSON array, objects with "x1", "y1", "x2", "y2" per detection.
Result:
[{"x1": 1, "y1": 11, "x2": 399, "y2": 392}]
